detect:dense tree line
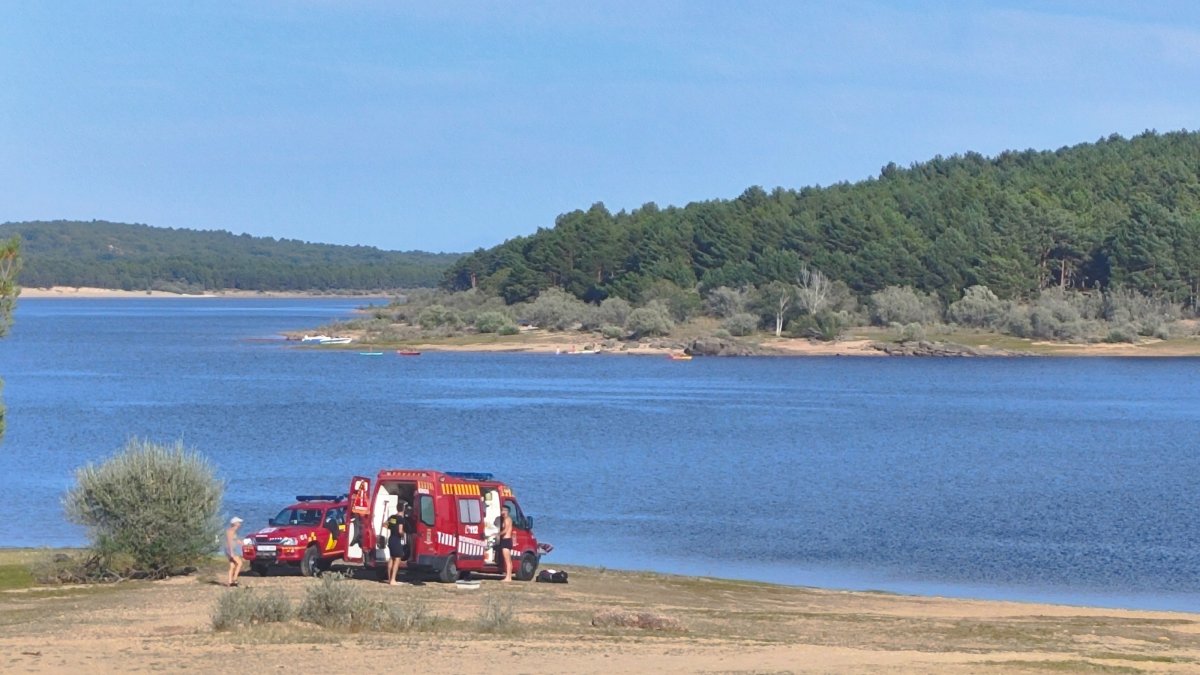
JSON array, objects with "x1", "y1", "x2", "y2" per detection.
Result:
[
  {"x1": 445, "y1": 130, "x2": 1200, "y2": 312},
  {"x1": 0, "y1": 221, "x2": 459, "y2": 291}
]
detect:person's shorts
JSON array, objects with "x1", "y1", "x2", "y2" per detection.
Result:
[
  {"x1": 498, "y1": 538, "x2": 514, "y2": 550},
  {"x1": 388, "y1": 538, "x2": 406, "y2": 559}
]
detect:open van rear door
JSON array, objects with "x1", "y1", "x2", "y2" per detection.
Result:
[{"x1": 345, "y1": 476, "x2": 372, "y2": 563}]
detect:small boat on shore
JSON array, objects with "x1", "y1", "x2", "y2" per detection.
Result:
[
  {"x1": 301, "y1": 334, "x2": 353, "y2": 345},
  {"x1": 667, "y1": 353, "x2": 693, "y2": 361},
  {"x1": 396, "y1": 350, "x2": 421, "y2": 356}
]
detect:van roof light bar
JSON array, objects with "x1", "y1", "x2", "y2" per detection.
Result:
[
  {"x1": 295, "y1": 494, "x2": 345, "y2": 502},
  {"x1": 445, "y1": 472, "x2": 494, "y2": 482}
]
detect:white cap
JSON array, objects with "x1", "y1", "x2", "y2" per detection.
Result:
[{"x1": 230, "y1": 516, "x2": 243, "y2": 525}]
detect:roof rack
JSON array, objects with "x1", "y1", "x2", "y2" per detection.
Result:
[
  {"x1": 445, "y1": 472, "x2": 494, "y2": 482},
  {"x1": 295, "y1": 494, "x2": 345, "y2": 502}
]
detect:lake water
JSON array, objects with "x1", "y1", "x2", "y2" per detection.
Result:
[{"x1": 2, "y1": 298, "x2": 1198, "y2": 611}]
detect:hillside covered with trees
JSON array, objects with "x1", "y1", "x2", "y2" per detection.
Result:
[
  {"x1": 444, "y1": 130, "x2": 1200, "y2": 311},
  {"x1": 1, "y1": 221, "x2": 459, "y2": 292}
]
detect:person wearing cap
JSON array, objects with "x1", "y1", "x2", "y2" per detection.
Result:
[{"x1": 225, "y1": 517, "x2": 244, "y2": 587}]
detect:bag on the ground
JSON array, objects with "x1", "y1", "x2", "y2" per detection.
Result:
[{"x1": 536, "y1": 569, "x2": 568, "y2": 583}]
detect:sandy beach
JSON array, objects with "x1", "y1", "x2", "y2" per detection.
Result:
[{"x1": 2, "y1": 554, "x2": 1197, "y2": 674}]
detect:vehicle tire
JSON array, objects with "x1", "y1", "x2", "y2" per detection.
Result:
[
  {"x1": 251, "y1": 563, "x2": 270, "y2": 577},
  {"x1": 300, "y1": 546, "x2": 321, "y2": 577},
  {"x1": 515, "y1": 552, "x2": 538, "y2": 581},
  {"x1": 437, "y1": 555, "x2": 458, "y2": 583}
]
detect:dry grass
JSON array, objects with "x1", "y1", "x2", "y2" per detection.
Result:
[{"x1": 3, "y1": 551, "x2": 1200, "y2": 672}]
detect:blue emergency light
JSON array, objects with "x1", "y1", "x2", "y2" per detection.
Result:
[{"x1": 445, "y1": 472, "x2": 494, "y2": 482}]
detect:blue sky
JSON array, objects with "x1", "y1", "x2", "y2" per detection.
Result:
[{"x1": 3, "y1": 1, "x2": 1198, "y2": 253}]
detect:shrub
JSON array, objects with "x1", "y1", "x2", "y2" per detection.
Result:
[
  {"x1": 475, "y1": 311, "x2": 514, "y2": 334},
  {"x1": 212, "y1": 588, "x2": 292, "y2": 630},
  {"x1": 721, "y1": 312, "x2": 758, "y2": 337},
  {"x1": 626, "y1": 302, "x2": 674, "y2": 338},
  {"x1": 297, "y1": 572, "x2": 366, "y2": 631},
  {"x1": 600, "y1": 325, "x2": 625, "y2": 340},
  {"x1": 789, "y1": 311, "x2": 844, "y2": 341},
  {"x1": 32, "y1": 551, "x2": 123, "y2": 585},
  {"x1": 947, "y1": 285, "x2": 1007, "y2": 329},
  {"x1": 1103, "y1": 325, "x2": 1139, "y2": 343},
  {"x1": 477, "y1": 595, "x2": 517, "y2": 633},
  {"x1": 869, "y1": 286, "x2": 942, "y2": 326},
  {"x1": 63, "y1": 438, "x2": 223, "y2": 578},
  {"x1": 704, "y1": 286, "x2": 749, "y2": 319},
  {"x1": 591, "y1": 609, "x2": 684, "y2": 632},
  {"x1": 522, "y1": 288, "x2": 588, "y2": 331},
  {"x1": 297, "y1": 573, "x2": 430, "y2": 633},
  {"x1": 497, "y1": 324, "x2": 519, "y2": 336},
  {"x1": 898, "y1": 322, "x2": 926, "y2": 342},
  {"x1": 642, "y1": 281, "x2": 702, "y2": 322},
  {"x1": 593, "y1": 297, "x2": 632, "y2": 329},
  {"x1": 417, "y1": 304, "x2": 463, "y2": 330}
]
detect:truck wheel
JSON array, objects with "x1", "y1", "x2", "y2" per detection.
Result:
[
  {"x1": 300, "y1": 546, "x2": 321, "y2": 577},
  {"x1": 251, "y1": 563, "x2": 270, "y2": 577},
  {"x1": 515, "y1": 552, "x2": 538, "y2": 581},
  {"x1": 437, "y1": 555, "x2": 458, "y2": 583}
]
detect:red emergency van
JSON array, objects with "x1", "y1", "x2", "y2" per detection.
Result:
[{"x1": 343, "y1": 470, "x2": 545, "y2": 582}]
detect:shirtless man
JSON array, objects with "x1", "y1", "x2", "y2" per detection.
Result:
[
  {"x1": 225, "y1": 517, "x2": 244, "y2": 587},
  {"x1": 498, "y1": 509, "x2": 514, "y2": 582}
]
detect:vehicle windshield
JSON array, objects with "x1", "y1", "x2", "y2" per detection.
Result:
[{"x1": 272, "y1": 508, "x2": 323, "y2": 526}]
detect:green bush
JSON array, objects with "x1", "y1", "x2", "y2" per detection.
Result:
[
  {"x1": 947, "y1": 285, "x2": 1007, "y2": 329},
  {"x1": 63, "y1": 438, "x2": 223, "y2": 578},
  {"x1": 1103, "y1": 325, "x2": 1138, "y2": 343},
  {"x1": 721, "y1": 312, "x2": 758, "y2": 337},
  {"x1": 704, "y1": 286, "x2": 749, "y2": 319},
  {"x1": 626, "y1": 302, "x2": 674, "y2": 338},
  {"x1": 522, "y1": 288, "x2": 588, "y2": 331},
  {"x1": 298, "y1": 573, "x2": 430, "y2": 633},
  {"x1": 600, "y1": 324, "x2": 625, "y2": 339},
  {"x1": 475, "y1": 310, "x2": 513, "y2": 334},
  {"x1": 593, "y1": 297, "x2": 632, "y2": 329},
  {"x1": 870, "y1": 286, "x2": 942, "y2": 326},
  {"x1": 789, "y1": 311, "x2": 844, "y2": 341},
  {"x1": 417, "y1": 304, "x2": 463, "y2": 329},
  {"x1": 497, "y1": 324, "x2": 519, "y2": 336},
  {"x1": 212, "y1": 588, "x2": 292, "y2": 630}
]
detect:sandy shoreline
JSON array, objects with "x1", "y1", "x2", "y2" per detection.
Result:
[{"x1": 1, "y1": 552, "x2": 1197, "y2": 673}]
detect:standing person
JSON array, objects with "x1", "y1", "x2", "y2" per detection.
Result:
[
  {"x1": 225, "y1": 517, "x2": 244, "y2": 587},
  {"x1": 385, "y1": 508, "x2": 405, "y2": 585},
  {"x1": 498, "y1": 508, "x2": 514, "y2": 582}
]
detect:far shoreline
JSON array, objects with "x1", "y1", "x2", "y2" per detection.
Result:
[
  {"x1": 18, "y1": 285, "x2": 393, "y2": 300},
  {"x1": 21, "y1": 286, "x2": 1200, "y2": 357}
]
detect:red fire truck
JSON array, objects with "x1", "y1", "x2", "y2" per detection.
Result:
[{"x1": 344, "y1": 470, "x2": 545, "y2": 582}]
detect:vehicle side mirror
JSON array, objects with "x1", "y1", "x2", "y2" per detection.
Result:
[
  {"x1": 525, "y1": 516, "x2": 534, "y2": 530},
  {"x1": 268, "y1": 518, "x2": 277, "y2": 526}
]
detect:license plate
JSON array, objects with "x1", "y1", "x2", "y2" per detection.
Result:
[{"x1": 256, "y1": 545, "x2": 277, "y2": 552}]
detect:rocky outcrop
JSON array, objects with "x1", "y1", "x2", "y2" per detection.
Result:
[{"x1": 868, "y1": 340, "x2": 1025, "y2": 357}]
